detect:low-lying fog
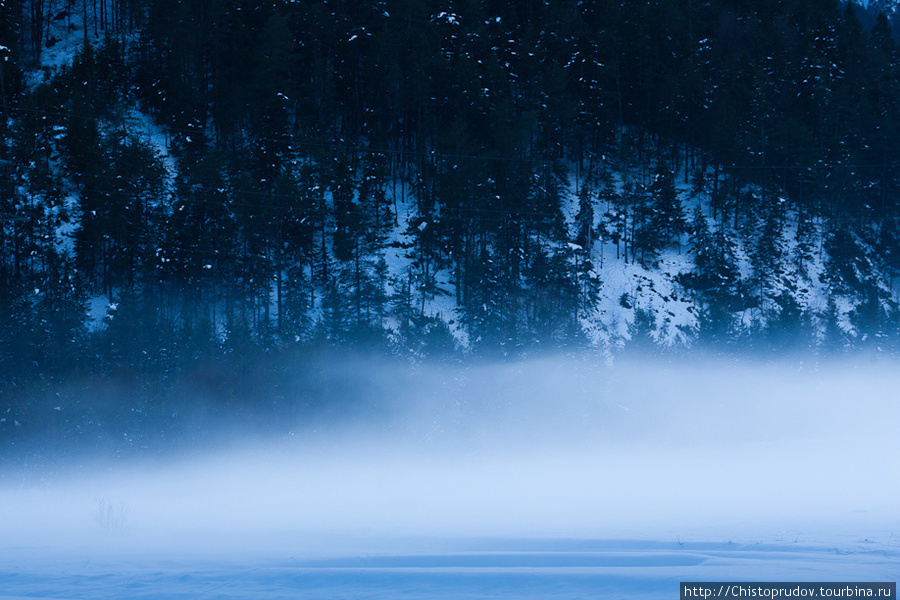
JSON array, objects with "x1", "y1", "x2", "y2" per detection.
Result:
[{"x1": 2, "y1": 356, "x2": 898, "y2": 558}]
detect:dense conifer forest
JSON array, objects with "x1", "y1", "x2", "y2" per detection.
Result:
[{"x1": 3, "y1": 0, "x2": 900, "y2": 445}]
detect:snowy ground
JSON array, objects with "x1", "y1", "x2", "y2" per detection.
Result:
[
  {"x1": 1, "y1": 357, "x2": 898, "y2": 598},
  {"x1": 1, "y1": 536, "x2": 896, "y2": 600}
]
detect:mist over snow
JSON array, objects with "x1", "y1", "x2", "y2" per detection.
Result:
[
  {"x1": 1, "y1": 356, "x2": 898, "y2": 598},
  {"x1": 2, "y1": 356, "x2": 897, "y2": 556}
]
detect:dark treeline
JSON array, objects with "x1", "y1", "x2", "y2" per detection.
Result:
[{"x1": 3, "y1": 0, "x2": 900, "y2": 441}]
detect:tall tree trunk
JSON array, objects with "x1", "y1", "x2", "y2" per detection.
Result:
[{"x1": 83, "y1": 0, "x2": 88, "y2": 45}]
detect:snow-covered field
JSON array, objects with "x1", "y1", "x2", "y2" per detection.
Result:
[
  {"x1": 2, "y1": 357, "x2": 898, "y2": 598},
  {"x1": 1, "y1": 536, "x2": 895, "y2": 600}
]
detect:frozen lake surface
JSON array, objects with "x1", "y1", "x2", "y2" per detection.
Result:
[{"x1": 1, "y1": 534, "x2": 898, "y2": 599}]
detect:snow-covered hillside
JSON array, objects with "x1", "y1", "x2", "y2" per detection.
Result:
[{"x1": 6, "y1": 0, "x2": 900, "y2": 365}]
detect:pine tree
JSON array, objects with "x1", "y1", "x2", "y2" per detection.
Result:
[
  {"x1": 161, "y1": 151, "x2": 236, "y2": 331},
  {"x1": 648, "y1": 162, "x2": 686, "y2": 249},
  {"x1": 574, "y1": 184, "x2": 594, "y2": 251},
  {"x1": 685, "y1": 206, "x2": 742, "y2": 345},
  {"x1": 751, "y1": 207, "x2": 786, "y2": 318}
]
